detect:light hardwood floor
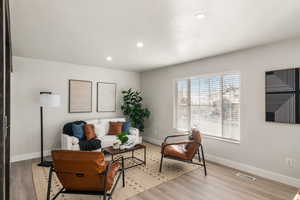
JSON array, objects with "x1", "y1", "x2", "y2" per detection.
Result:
[{"x1": 10, "y1": 158, "x2": 297, "y2": 200}]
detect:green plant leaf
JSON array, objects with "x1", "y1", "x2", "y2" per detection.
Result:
[{"x1": 120, "y1": 88, "x2": 150, "y2": 132}]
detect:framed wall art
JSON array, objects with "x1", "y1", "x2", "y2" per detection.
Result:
[
  {"x1": 69, "y1": 80, "x2": 92, "y2": 113},
  {"x1": 97, "y1": 82, "x2": 116, "y2": 112},
  {"x1": 266, "y1": 68, "x2": 298, "y2": 124}
]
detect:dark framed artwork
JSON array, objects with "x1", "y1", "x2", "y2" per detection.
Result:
[
  {"x1": 97, "y1": 82, "x2": 117, "y2": 112},
  {"x1": 265, "y1": 68, "x2": 299, "y2": 123},
  {"x1": 69, "y1": 80, "x2": 92, "y2": 113}
]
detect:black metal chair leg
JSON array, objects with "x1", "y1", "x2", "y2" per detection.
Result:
[
  {"x1": 122, "y1": 170, "x2": 125, "y2": 187},
  {"x1": 197, "y1": 148, "x2": 201, "y2": 163},
  {"x1": 103, "y1": 190, "x2": 107, "y2": 200},
  {"x1": 200, "y1": 144, "x2": 207, "y2": 176},
  {"x1": 103, "y1": 167, "x2": 108, "y2": 200},
  {"x1": 122, "y1": 157, "x2": 125, "y2": 187},
  {"x1": 47, "y1": 167, "x2": 53, "y2": 200},
  {"x1": 159, "y1": 154, "x2": 164, "y2": 172}
]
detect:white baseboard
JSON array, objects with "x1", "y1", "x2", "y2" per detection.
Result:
[
  {"x1": 11, "y1": 150, "x2": 51, "y2": 163},
  {"x1": 143, "y1": 136, "x2": 162, "y2": 145},
  {"x1": 206, "y1": 154, "x2": 300, "y2": 188},
  {"x1": 143, "y1": 136, "x2": 300, "y2": 188}
]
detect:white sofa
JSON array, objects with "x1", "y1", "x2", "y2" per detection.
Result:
[{"x1": 61, "y1": 117, "x2": 142, "y2": 151}]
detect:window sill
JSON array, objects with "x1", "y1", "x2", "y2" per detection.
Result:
[{"x1": 202, "y1": 134, "x2": 240, "y2": 144}]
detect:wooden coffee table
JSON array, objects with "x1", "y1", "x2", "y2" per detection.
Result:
[{"x1": 103, "y1": 144, "x2": 146, "y2": 170}]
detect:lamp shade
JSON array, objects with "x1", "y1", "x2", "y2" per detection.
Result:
[{"x1": 40, "y1": 93, "x2": 61, "y2": 107}]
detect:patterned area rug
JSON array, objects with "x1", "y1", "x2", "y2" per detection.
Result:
[{"x1": 32, "y1": 143, "x2": 200, "y2": 200}]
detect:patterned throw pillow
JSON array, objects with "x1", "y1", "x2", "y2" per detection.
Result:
[
  {"x1": 84, "y1": 124, "x2": 97, "y2": 140},
  {"x1": 108, "y1": 122, "x2": 123, "y2": 135},
  {"x1": 72, "y1": 123, "x2": 85, "y2": 140}
]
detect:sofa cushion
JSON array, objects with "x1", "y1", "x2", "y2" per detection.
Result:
[
  {"x1": 94, "y1": 123, "x2": 106, "y2": 138},
  {"x1": 84, "y1": 124, "x2": 97, "y2": 140},
  {"x1": 108, "y1": 122, "x2": 123, "y2": 135},
  {"x1": 72, "y1": 123, "x2": 85, "y2": 140},
  {"x1": 99, "y1": 135, "x2": 118, "y2": 148}
]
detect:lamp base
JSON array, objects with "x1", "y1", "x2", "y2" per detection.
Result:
[{"x1": 37, "y1": 160, "x2": 52, "y2": 167}]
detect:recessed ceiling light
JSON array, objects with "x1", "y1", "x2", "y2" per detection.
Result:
[
  {"x1": 106, "y1": 56, "x2": 112, "y2": 61},
  {"x1": 136, "y1": 42, "x2": 144, "y2": 48},
  {"x1": 195, "y1": 13, "x2": 206, "y2": 20}
]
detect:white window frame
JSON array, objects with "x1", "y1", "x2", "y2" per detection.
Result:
[{"x1": 173, "y1": 71, "x2": 241, "y2": 143}]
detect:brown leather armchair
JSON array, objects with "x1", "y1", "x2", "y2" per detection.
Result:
[
  {"x1": 47, "y1": 150, "x2": 125, "y2": 200},
  {"x1": 159, "y1": 128, "x2": 207, "y2": 176}
]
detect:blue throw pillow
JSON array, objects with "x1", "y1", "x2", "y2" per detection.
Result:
[
  {"x1": 123, "y1": 121, "x2": 131, "y2": 133},
  {"x1": 72, "y1": 123, "x2": 85, "y2": 140}
]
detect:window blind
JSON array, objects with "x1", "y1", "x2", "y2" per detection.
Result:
[
  {"x1": 176, "y1": 79, "x2": 190, "y2": 130},
  {"x1": 175, "y1": 73, "x2": 240, "y2": 141}
]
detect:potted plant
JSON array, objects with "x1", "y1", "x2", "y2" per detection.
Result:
[
  {"x1": 116, "y1": 132, "x2": 129, "y2": 144},
  {"x1": 121, "y1": 89, "x2": 150, "y2": 132},
  {"x1": 116, "y1": 132, "x2": 129, "y2": 150}
]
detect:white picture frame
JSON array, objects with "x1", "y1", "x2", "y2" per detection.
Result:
[
  {"x1": 97, "y1": 82, "x2": 116, "y2": 112},
  {"x1": 69, "y1": 80, "x2": 92, "y2": 113}
]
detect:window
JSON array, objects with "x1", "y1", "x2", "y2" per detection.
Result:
[{"x1": 175, "y1": 72, "x2": 240, "y2": 141}]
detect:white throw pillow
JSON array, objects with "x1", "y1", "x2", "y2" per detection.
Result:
[{"x1": 94, "y1": 123, "x2": 106, "y2": 138}]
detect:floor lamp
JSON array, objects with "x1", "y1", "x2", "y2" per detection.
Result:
[{"x1": 38, "y1": 92, "x2": 60, "y2": 167}]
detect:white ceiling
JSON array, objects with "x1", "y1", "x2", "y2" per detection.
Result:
[{"x1": 11, "y1": 0, "x2": 300, "y2": 72}]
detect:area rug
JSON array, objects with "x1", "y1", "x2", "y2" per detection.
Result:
[{"x1": 32, "y1": 143, "x2": 200, "y2": 200}]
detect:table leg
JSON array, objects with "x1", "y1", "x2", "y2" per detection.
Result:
[{"x1": 111, "y1": 154, "x2": 114, "y2": 161}]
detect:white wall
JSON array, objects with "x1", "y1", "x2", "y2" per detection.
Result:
[
  {"x1": 141, "y1": 37, "x2": 300, "y2": 186},
  {"x1": 11, "y1": 56, "x2": 140, "y2": 161}
]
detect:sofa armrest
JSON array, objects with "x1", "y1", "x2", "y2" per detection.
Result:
[
  {"x1": 128, "y1": 128, "x2": 143, "y2": 145},
  {"x1": 61, "y1": 134, "x2": 79, "y2": 150},
  {"x1": 129, "y1": 128, "x2": 139, "y2": 137}
]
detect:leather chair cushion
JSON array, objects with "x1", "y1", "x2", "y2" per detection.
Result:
[
  {"x1": 52, "y1": 150, "x2": 106, "y2": 175},
  {"x1": 191, "y1": 128, "x2": 202, "y2": 143},
  {"x1": 162, "y1": 143, "x2": 189, "y2": 160},
  {"x1": 52, "y1": 150, "x2": 121, "y2": 191},
  {"x1": 162, "y1": 129, "x2": 202, "y2": 161},
  {"x1": 185, "y1": 129, "x2": 201, "y2": 159},
  {"x1": 105, "y1": 161, "x2": 121, "y2": 190}
]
